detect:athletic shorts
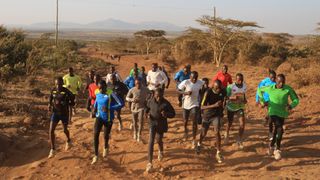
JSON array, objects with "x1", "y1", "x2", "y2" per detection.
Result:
[
  {"x1": 183, "y1": 107, "x2": 201, "y2": 124},
  {"x1": 227, "y1": 109, "x2": 245, "y2": 123},
  {"x1": 202, "y1": 116, "x2": 221, "y2": 130},
  {"x1": 51, "y1": 113, "x2": 69, "y2": 125}
]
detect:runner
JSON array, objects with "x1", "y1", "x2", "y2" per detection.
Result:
[
  {"x1": 258, "y1": 74, "x2": 299, "y2": 160},
  {"x1": 147, "y1": 63, "x2": 168, "y2": 92},
  {"x1": 197, "y1": 80, "x2": 226, "y2": 163},
  {"x1": 211, "y1": 65, "x2": 233, "y2": 89},
  {"x1": 178, "y1": 71, "x2": 204, "y2": 149},
  {"x1": 129, "y1": 63, "x2": 141, "y2": 77},
  {"x1": 140, "y1": 66, "x2": 148, "y2": 87},
  {"x1": 109, "y1": 74, "x2": 129, "y2": 131},
  {"x1": 84, "y1": 70, "x2": 95, "y2": 112},
  {"x1": 48, "y1": 77, "x2": 75, "y2": 158},
  {"x1": 88, "y1": 74, "x2": 101, "y2": 114},
  {"x1": 126, "y1": 78, "x2": 151, "y2": 142},
  {"x1": 105, "y1": 66, "x2": 122, "y2": 83},
  {"x1": 159, "y1": 66, "x2": 171, "y2": 90},
  {"x1": 174, "y1": 65, "x2": 191, "y2": 107},
  {"x1": 145, "y1": 88, "x2": 175, "y2": 173},
  {"x1": 225, "y1": 73, "x2": 247, "y2": 149},
  {"x1": 124, "y1": 70, "x2": 142, "y2": 90},
  {"x1": 256, "y1": 69, "x2": 277, "y2": 140},
  {"x1": 63, "y1": 67, "x2": 82, "y2": 121},
  {"x1": 91, "y1": 80, "x2": 124, "y2": 164}
]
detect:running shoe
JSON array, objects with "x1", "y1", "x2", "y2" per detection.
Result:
[
  {"x1": 146, "y1": 163, "x2": 153, "y2": 173},
  {"x1": 196, "y1": 143, "x2": 201, "y2": 154},
  {"x1": 65, "y1": 141, "x2": 72, "y2": 151},
  {"x1": 237, "y1": 140, "x2": 244, "y2": 150},
  {"x1": 216, "y1": 151, "x2": 224, "y2": 163},
  {"x1": 268, "y1": 132, "x2": 273, "y2": 141},
  {"x1": 48, "y1": 149, "x2": 55, "y2": 159},
  {"x1": 274, "y1": 149, "x2": 282, "y2": 160},
  {"x1": 91, "y1": 156, "x2": 98, "y2": 165},
  {"x1": 158, "y1": 150, "x2": 163, "y2": 161},
  {"x1": 103, "y1": 148, "x2": 109, "y2": 158},
  {"x1": 192, "y1": 140, "x2": 196, "y2": 149}
]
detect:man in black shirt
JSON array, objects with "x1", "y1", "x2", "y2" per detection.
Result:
[
  {"x1": 197, "y1": 80, "x2": 226, "y2": 163},
  {"x1": 48, "y1": 77, "x2": 75, "y2": 158},
  {"x1": 145, "y1": 88, "x2": 175, "y2": 173},
  {"x1": 109, "y1": 74, "x2": 129, "y2": 131}
]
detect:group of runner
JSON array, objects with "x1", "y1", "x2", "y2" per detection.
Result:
[{"x1": 47, "y1": 62, "x2": 299, "y2": 172}]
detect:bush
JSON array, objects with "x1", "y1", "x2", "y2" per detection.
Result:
[
  {"x1": 288, "y1": 64, "x2": 320, "y2": 89},
  {"x1": 259, "y1": 56, "x2": 283, "y2": 69}
]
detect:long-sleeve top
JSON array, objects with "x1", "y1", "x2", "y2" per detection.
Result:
[
  {"x1": 63, "y1": 74, "x2": 82, "y2": 95},
  {"x1": 211, "y1": 71, "x2": 232, "y2": 89},
  {"x1": 126, "y1": 87, "x2": 151, "y2": 112},
  {"x1": 94, "y1": 92, "x2": 124, "y2": 122},
  {"x1": 109, "y1": 81, "x2": 129, "y2": 101},
  {"x1": 147, "y1": 70, "x2": 168, "y2": 91},
  {"x1": 146, "y1": 97, "x2": 175, "y2": 133},
  {"x1": 88, "y1": 83, "x2": 99, "y2": 105},
  {"x1": 104, "y1": 72, "x2": 122, "y2": 83},
  {"x1": 258, "y1": 84, "x2": 299, "y2": 118},
  {"x1": 255, "y1": 77, "x2": 276, "y2": 102}
]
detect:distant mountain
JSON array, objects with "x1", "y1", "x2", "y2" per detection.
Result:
[{"x1": 9, "y1": 18, "x2": 185, "y2": 31}]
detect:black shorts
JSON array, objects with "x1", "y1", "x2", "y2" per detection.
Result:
[
  {"x1": 51, "y1": 113, "x2": 69, "y2": 125},
  {"x1": 202, "y1": 116, "x2": 221, "y2": 131},
  {"x1": 227, "y1": 109, "x2": 245, "y2": 123}
]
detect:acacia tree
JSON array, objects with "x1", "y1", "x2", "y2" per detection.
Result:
[
  {"x1": 134, "y1": 30, "x2": 166, "y2": 56},
  {"x1": 197, "y1": 16, "x2": 261, "y2": 66}
]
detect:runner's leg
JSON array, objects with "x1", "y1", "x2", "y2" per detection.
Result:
[
  {"x1": 132, "y1": 112, "x2": 138, "y2": 139},
  {"x1": 148, "y1": 126, "x2": 156, "y2": 163},
  {"x1": 93, "y1": 119, "x2": 103, "y2": 156},
  {"x1": 104, "y1": 121, "x2": 113, "y2": 149},
  {"x1": 238, "y1": 111, "x2": 245, "y2": 141},
  {"x1": 138, "y1": 110, "x2": 145, "y2": 139},
  {"x1": 49, "y1": 120, "x2": 59, "y2": 150},
  {"x1": 183, "y1": 109, "x2": 190, "y2": 139}
]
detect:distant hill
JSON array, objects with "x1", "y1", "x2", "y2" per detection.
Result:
[{"x1": 8, "y1": 18, "x2": 185, "y2": 32}]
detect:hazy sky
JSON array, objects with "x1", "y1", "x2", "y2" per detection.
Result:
[{"x1": 0, "y1": 0, "x2": 319, "y2": 34}]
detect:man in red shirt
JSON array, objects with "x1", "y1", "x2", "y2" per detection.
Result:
[
  {"x1": 211, "y1": 65, "x2": 233, "y2": 88},
  {"x1": 88, "y1": 74, "x2": 101, "y2": 114}
]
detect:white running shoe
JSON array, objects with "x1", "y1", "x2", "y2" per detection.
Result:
[
  {"x1": 103, "y1": 148, "x2": 109, "y2": 158},
  {"x1": 91, "y1": 156, "x2": 98, "y2": 165},
  {"x1": 192, "y1": 140, "x2": 196, "y2": 149},
  {"x1": 146, "y1": 163, "x2": 153, "y2": 173},
  {"x1": 65, "y1": 141, "x2": 72, "y2": 151},
  {"x1": 274, "y1": 149, "x2": 282, "y2": 160},
  {"x1": 158, "y1": 150, "x2": 163, "y2": 161},
  {"x1": 216, "y1": 151, "x2": 224, "y2": 164},
  {"x1": 268, "y1": 133, "x2": 273, "y2": 141},
  {"x1": 237, "y1": 141, "x2": 244, "y2": 150},
  {"x1": 48, "y1": 149, "x2": 55, "y2": 159}
]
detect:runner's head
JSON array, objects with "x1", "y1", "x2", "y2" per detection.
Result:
[
  {"x1": 68, "y1": 67, "x2": 74, "y2": 76},
  {"x1": 98, "y1": 80, "x2": 107, "y2": 93},
  {"x1": 236, "y1": 73, "x2": 244, "y2": 85},
  {"x1": 133, "y1": 70, "x2": 139, "y2": 78},
  {"x1": 222, "y1": 65, "x2": 228, "y2": 74},
  {"x1": 159, "y1": 66, "x2": 163, "y2": 71},
  {"x1": 135, "y1": 78, "x2": 141, "y2": 89},
  {"x1": 183, "y1": 66, "x2": 188, "y2": 75},
  {"x1": 276, "y1": 74, "x2": 286, "y2": 89},
  {"x1": 89, "y1": 70, "x2": 95, "y2": 80},
  {"x1": 94, "y1": 74, "x2": 101, "y2": 84},
  {"x1": 213, "y1": 80, "x2": 222, "y2": 93},
  {"x1": 134, "y1": 63, "x2": 138, "y2": 69},
  {"x1": 110, "y1": 74, "x2": 117, "y2": 84},
  {"x1": 55, "y1": 77, "x2": 64, "y2": 90},
  {"x1": 190, "y1": 71, "x2": 198, "y2": 83},
  {"x1": 186, "y1": 64, "x2": 191, "y2": 73},
  {"x1": 141, "y1": 66, "x2": 145, "y2": 73},
  {"x1": 152, "y1": 63, "x2": 158, "y2": 72},
  {"x1": 202, "y1": 78, "x2": 209, "y2": 88},
  {"x1": 269, "y1": 69, "x2": 276, "y2": 82},
  {"x1": 154, "y1": 88, "x2": 164, "y2": 101},
  {"x1": 110, "y1": 66, "x2": 116, "y2": 73}
]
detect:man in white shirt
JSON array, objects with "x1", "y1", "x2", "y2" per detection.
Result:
[
  {"x1": 105, "y1": 66, "x2": 122, "y2": 83},
  {"x1": 178, "y1": 71, "x2": 204, "y2": 149},
  {"x1": 147, "y1": 63, "x2": 168, "y2": 91}
]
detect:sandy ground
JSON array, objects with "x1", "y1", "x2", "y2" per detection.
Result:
[{"x1": 0, "y1": 49, "x2": 319, "y2": 180}]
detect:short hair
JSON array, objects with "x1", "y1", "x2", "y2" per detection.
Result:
[
  {"x1": 269, "y1": 69, "x2": 276, "y2": 76},
  {"x1": 214, "y1": 79, "x2": 222, "y2": 87},
  {"x1": 236, "y1": 73, "x2": 244, "y2": 79},
  {"x1": 68, "y1": 67, "x2": 73, "y2": 71},
  {"x1": 202, "y1": 78, "x2": 209, "y2": 84},
  {"x1": 277, "y1": 74, "x2": 286, "y2": 81},
  {"x1": 191, "y1": 71, "x2": 198, "y2": 77},
  {"x1": 154, "y1": 88, "x2": 164, "y2": 96},
  {"x1": 98, "y1": 80, "x2": 107, "y2": 87}
]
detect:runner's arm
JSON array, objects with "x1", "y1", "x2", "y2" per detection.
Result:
[
  {"x1": 125, "y1": 89, "x2": 134, "y2": 102},
  {"x1": 110, "y1": 93, "x2": 124, "y2": 111},
  {"x1": 288, "y1": 88, "x2": 299, "y2": 109},
  {"x1": 164, "y1": 101, "x2": 175, "y2": 118}
]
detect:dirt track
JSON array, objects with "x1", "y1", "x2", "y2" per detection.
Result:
[{"x1": 0, "y1": 50, "x2": 320, "y2": 179}]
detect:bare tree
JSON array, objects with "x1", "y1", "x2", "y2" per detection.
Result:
[{"x1": 134, "y1": 30, "x2": 166, "y2": 56}]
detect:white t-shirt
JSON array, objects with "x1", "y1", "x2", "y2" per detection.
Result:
[
  {"x1": 105, "y1": 72, "x2": 122, "y2": 83},
  {"x1": 178, "y1": 79, "x2": 204, "y2": 110},
  {"x1": 146, "y1": 70, "x2": 168, "y2": 90}
]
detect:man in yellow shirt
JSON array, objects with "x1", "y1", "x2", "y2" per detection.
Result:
[{"x1": 63, "y1": 67, "x2": 82, "y2": 122}]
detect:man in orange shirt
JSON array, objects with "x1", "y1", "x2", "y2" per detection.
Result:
[
  {"x1": 88, "y1": 74, "x2": 101, "y2": 115},
  {"x1": 211, "y1": 65, "x2": 233, "y2": 89}
]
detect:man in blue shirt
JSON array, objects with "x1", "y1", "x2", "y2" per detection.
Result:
[
  {"x1": 174, "y1": 65, "x2": 191, "y2": 107},
  {"x1": 255, "y1": 69, "x2": 276, "y2": 141},
  {"x1": 91, "y1": 80, "x2": 124, "y2": 165},
  {"x1": 124, "y1": 70, "x2": 142, "y2": 89}
]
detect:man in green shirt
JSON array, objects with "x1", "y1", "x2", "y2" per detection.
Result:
[
  {"x1": 63, "y1": 67, "x2": 82, "y2": 122},
  {"x1": 258, "y1": 74, "x2": 299, "y2": 160}
]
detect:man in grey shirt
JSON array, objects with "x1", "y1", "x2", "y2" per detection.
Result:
[{"x1": 126, "y1": 78, "x2": 151, "y2": 142}]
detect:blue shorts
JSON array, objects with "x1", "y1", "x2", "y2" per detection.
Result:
[{"x1": 51, "y1": 113, "x2": 69, "y2": 125}]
